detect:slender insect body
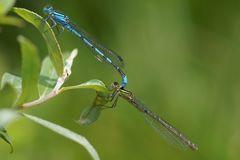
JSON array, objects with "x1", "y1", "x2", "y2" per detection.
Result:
[
  {"x1": 43, "y1": 6, "x2": 127, "y2": 88},
  {"x1": 119, "y1": 90, "x2": 198, "y2": 151},
  {"x1": 43, "y1": 6, "x2": 197, "y2": 151}
]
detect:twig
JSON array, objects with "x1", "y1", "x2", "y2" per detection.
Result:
[{"x1": 19, "y1": 49, "x2": 78, "y2": 109}]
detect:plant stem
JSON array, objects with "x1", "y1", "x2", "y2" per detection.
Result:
[{"x1": 18, "y1": 49, "x2": 78, "y2": 109}]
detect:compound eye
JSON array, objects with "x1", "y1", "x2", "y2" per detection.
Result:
[
  {"x1": 113, "y1": 82, "x2": 119, "y2": 86},
  {"x1": 43, "y1": 6, "x2": 53, "y2": 14}
]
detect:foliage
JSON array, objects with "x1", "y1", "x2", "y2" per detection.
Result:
[
  {"x1": 0, "y1": 0, "x2": 23, "y2": 27},
  {"x1": 0, "y1": 3, "x2": 111, "y2": 160}
]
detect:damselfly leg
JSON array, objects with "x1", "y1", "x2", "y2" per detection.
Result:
[{"x1": 107, "y1": 82, "x2": 133, "y2": 108}]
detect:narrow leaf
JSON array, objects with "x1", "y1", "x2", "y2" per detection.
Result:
[
  {"x1": 79, "y1": 106, "x2": 102, "y2": 126},
  {"x1": 1, "y1": 72, "x2": 22, "y2": 97},
  {"x1": 60, "y1": 79, "x2": 109, "y2": 93},
  {"x1": 0, "y1": 127, "x2": 13, "y2": 153},
  {"x1": 0, "y1": 109, "x2": 19, "y2": 153},
  {"x1": 17, "y1": 35, "x2": 40, "y2": 105},
  {"x1": 23, "y1": 113, "x2": 100, "y2": 160},
  {"x1": 79, "y1": 92, "x2": 109, "y2": 126},
  {"x1": 13, "y1": 7, "x2": 64, "y2": 76},
  {"x1": 38, "y1": 56, "x2": 58, "y2": 97},
  {"x1": 60, "y1": 79, "x2": 110, "y2": 125},
  {"x1": 0, "y1": 0, "x2": 16, "y2": 15},
  {"x1": 0, "y1": 83, "x2": 17, "y2": 107},
  {"x1": 0, "y1": 15, "x2": 24, "y2": 27}
]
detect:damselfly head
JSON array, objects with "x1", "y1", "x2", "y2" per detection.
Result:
[
  {"x1": 112, "y1": 82, "x2": 120, "y2": 88},
  {"x1": 108, "y1": 82, "x2": 119, "y2": 92},
  {"x1": 43, "y1": 6, "x2": 54, "y2": 14}
]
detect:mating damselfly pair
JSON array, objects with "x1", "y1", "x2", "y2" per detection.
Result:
[{"x1": 42, "y1": 6, "x2": 198, "y2": 151}]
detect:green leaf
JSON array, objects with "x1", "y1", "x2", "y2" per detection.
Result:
[
  {"x1": 1, "y1": 72, "x2": 22, "y2": 97},
  {"x1": 13, "y1": 7, "x2": 64, "y2": 76},
  {"x1": 0, "y1": 0, "x2": 16, "y2": 15},
  {"x1": 78, "y1": 92, "x2": 109, "y2": 126},
  {"x1": 0, "y1": 15, "x2": 24, "y2": 27},
  {"x1": 0, "y1": 109, "x2": 19, "y2": 127},
  {"x1": 60, "y1": 79, "x2": 109, "y2": 93},
  {"x1": 38, "y1": 56, "x2": 58, "y2": 97},
  {"x1": 0, "y1": 83, "x2": 17, "y2": 108},
  {"x1": 79, "y1": 106, "x2": 102, "y2": 126},
  {"x1": 23, "y1": 113, "x2": 100, "y2": 160},
  {"x1": 0, "y1": 127, "x2": 13, "y2": 153},
  {"x1": 60, "y1": 80, "x2": 110, "y2": 125},
  {"x1": 0, "y1": 109, "x2": 19, "y2": 153},
  {"x1": 17, "y1": 35, "x2": 40, "y2": 105}
]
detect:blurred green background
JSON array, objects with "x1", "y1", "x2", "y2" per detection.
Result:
[{"x1": 1, "y1": 0, "x2": 240, "y2": 159}]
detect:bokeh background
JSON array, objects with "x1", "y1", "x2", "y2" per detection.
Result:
[{"x1": 1, "y1": 0, "x2": 240, "y2": 159}]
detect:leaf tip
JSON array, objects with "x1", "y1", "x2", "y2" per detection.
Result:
[
  {"x1": 72, "y1": 48, "x2": 78, "y2": 58},
  {"x1": 16, "y1": 35, "x2": 24, "y2": 42}
]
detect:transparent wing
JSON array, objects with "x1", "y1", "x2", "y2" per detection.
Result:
[
  {"x1": 120, "y1": 91, "x2": 198, "y2": 151},
  {"x1": 69, "y1": 21, "x2": 124, "y2": 68},
  {"x1": 144, "y1": 112, "x2": 189, "y2": 150}
]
